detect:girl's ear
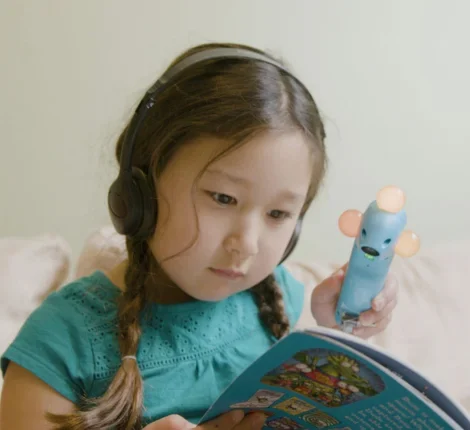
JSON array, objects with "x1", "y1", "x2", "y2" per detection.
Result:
[
  {"x1": 395, "y1": 230, "x2": 421, "y2": 257},
  {"x1": 338, "y1": 209, "x2": 363, "y2": 238}
]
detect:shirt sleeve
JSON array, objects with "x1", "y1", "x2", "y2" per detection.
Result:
[
  {"x1": 273, "y1": 264, "x2": 305, "y2": 328},
  {"x1": 1, "y1": 291, "x2": 94, "y2": 403}
]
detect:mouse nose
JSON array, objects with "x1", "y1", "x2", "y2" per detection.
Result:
[{"x1": 361, "y1": 246, "x2": 380, "y2": 257}]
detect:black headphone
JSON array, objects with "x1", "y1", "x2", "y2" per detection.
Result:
[{"x1": 108, "y1": 47, "x2": 308, "y2": 263}]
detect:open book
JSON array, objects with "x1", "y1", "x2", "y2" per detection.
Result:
[{"x1": 199, "y1": 327, "x2": 470, "y2": 429}]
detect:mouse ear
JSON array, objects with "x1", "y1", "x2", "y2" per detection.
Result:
[
  {"x1": 395, "y1": 230, "x2": 420, "y2": 257},
  {"x1": 338, "y1": 209, "x2": 362, "y2": 237},
  {"x1": 376, "y1": 186, "x2": 406, "y2": 213}
]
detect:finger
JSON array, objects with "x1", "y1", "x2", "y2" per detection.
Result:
[
  {"x1": 233, "y1": 413, "x2": 267, "y2": 430},
  {"x1": 359, "y1": 297, "x2": 397, "y2": 327},
  {"x1": 311, "y1": 265, "x2": 347, "y2": 305},
  {"x1": 354, "y1": 312, "x2": 393, "y2": 339},
  {"x1": 198, "y1": 410, "x2": 245, "y2": 429},
  {"x1": 371, "y1": 272, "x2": 398, "y2": 312}
]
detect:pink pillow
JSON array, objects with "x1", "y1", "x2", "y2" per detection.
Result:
[
  {"x1": 74, "y1": 226, "x2": 127, "y2": 278},
  {"x1": 0, "y1": 233, "x2": 71, "y2": 385}
]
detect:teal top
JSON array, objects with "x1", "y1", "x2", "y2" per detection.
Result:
[{"x1": 1, "y1": 265, "x2": 305, "y2": 425}]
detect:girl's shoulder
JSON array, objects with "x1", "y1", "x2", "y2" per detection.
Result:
[
  {"x1": 51, "y1": 270, "x2": 121, "y2": 319},
  {"x1": 0, "y1": 271, "x2": 119, "y2": 403}
]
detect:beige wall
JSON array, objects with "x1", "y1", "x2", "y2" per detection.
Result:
[{"x1": 2, "y1": 0, "x2": 469, "y2": 268}]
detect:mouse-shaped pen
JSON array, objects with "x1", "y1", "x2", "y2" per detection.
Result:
[{"x1": 335, "y1": 186, "x2": 421, "y2": 333}]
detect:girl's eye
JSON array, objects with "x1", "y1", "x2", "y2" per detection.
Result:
[
  {"x1": 269, "y1": 210, "x2": 292, "y2": 220},
  {"x1": 209, "y1": 192, "x2": 236, "y2": 206}
]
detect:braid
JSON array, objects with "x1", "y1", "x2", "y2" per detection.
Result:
[
  {"x1": 46, "y1": 239, "x2": 150, "y2": 430},
  {"x1": 252, "y1": 274, "x2": 290, "y2": 339}
]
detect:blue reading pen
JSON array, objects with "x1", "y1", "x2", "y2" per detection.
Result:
[{"x1": 335, "y1": 186, "x2": 420, "y2": 333}]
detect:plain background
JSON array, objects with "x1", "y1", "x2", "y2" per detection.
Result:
[{"x1": 2, "y1": 0, "x2": 469, "y2": 269}]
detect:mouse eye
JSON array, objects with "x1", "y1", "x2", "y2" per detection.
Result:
[
  {"x1": 361, "y1": 229, "x2": 367, "y2": 237},
  {"x1": 384, "y1": 238, "x2": 391, "y2": 244}
]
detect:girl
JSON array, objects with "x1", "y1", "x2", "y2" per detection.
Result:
[{"x1": 0, "y1": 42, "x2": 398, "y2": 430}]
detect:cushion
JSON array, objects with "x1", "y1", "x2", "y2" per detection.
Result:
[
  {"x1": 75, "y1": 226, "x2": 127, "y2": 278},
  {"x1": 0, "y1": 233, "x2": 71, "y2": 392}
]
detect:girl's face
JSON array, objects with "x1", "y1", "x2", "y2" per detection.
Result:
[{"x1": 148, "y1": 130, "x2": 313, "y2": 303}]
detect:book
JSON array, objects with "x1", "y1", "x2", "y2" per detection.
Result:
[{"x1": 199, "y1": 326, "x2": 470, "y2": 429}]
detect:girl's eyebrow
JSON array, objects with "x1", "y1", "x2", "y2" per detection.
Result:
[
  {"x1": 204, "y1": 168, "x2": 305, "y2": 202},
  {"x1": 205, "y1": 168, "x2": 249, "y2": 185}
]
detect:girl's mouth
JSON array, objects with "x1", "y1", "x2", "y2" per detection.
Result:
[{"x1": 209, "y1": 268, "x2": 245, "y2": 279}]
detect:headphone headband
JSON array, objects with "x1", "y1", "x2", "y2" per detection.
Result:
[
  {"x1": 147, "y1": 48, "x2": 292, "y2": 96},
  {"x1": 119, "y1": 47, "x2": 311, "y2": 173}
]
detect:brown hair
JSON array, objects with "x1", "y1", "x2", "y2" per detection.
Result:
[{"x1": 48, "y1": 42, "x2": 327, "y2": 429}]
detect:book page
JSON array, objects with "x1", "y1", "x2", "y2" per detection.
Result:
[
  {"x1": 307, "y1": 326, "x2": 470, "y2": 430},
  {"x1": 199, "y1": 332, "x2": 463, "y2": 429}
]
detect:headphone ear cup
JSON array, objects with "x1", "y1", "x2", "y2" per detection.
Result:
[
  {"x1": 279, "y1": 219, "x2": 303, "y2": 264},
  {"x1": 107, "y1": 167, "x2": 156, "y2": 238},
  {"x1": 108, "y1": 172, "x2": 139, "y2": 236}
]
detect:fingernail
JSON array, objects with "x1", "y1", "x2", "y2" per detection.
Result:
[
  {"x1": 360, "y1": 315, "x2": 376, "y2": 327},
  {"x1": 373, "y1": 297, "x2": 384, "y2": 311},
  {"x1": 362, "y1": 321, "x2": 377, "y2": 328},
  {"x1": 334, "y1": 268, "x2": 344, "y2": 278}
]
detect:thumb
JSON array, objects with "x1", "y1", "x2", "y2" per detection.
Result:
[
  {"x1": 311, "y1": 265, "x2": 347, "y2": 328},
  {"x1": 143, "y1": 414, "x2": 195, "y2": 429},
  {"x1": 311, "y1": 265, "x2": 346, "y2": 305}
]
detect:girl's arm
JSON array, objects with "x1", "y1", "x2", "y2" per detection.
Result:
[
  {"x1": 1, "y1": 363, "x2": 267, "y2": 430},
  {"x1": 0, "y1": 362, "x2": 75, "y2": 430}
]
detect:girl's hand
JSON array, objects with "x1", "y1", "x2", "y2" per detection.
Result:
[
  {"x1": 143, "y1": 410, "x2": 266, "y2": 430},
  {"x1": 310, "y1": 264, "x2": 398, "y2": 339}
]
